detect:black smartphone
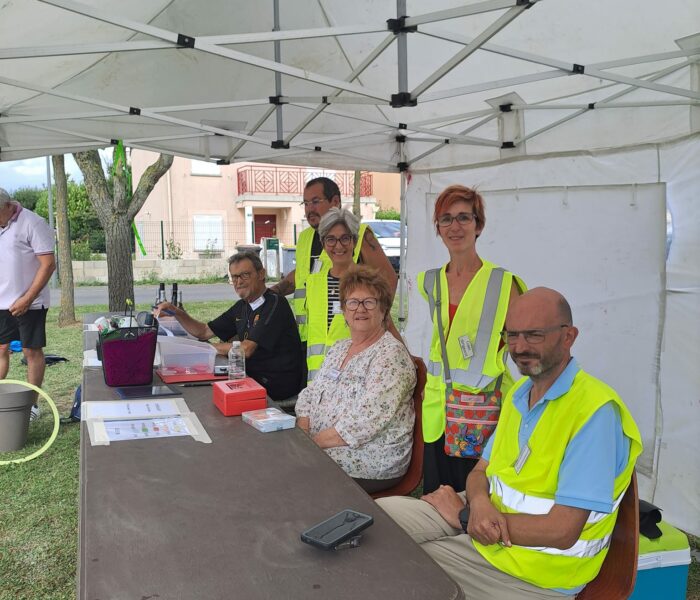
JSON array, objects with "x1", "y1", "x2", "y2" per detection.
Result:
[
  {"x1": 300, "y1": 510, "x2": 373, "y2": 550},
  {"x1": 115, "y1": 385, "x2": 180, "y2": 399}
]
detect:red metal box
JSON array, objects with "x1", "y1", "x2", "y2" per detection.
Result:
[{"x1": 213, "y1": 378, "x2": 267, "y2": 416}]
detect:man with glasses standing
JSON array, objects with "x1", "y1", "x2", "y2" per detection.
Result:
[
  {"x1": 154, "y1": 251, "x2": 302, "y2": 401},
  {"x1": 378, "y1": 287, "x2": 641, "y2": 599},
  {"x1": 269, "y1": 177, "x2": 397, "y2": 370}
]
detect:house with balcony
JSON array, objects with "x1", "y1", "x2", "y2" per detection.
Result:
[{"x1": 131, "y1": 150, "x2": 399, "y2": 261}]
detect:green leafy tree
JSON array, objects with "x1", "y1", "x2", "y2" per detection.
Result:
[
  {"x1": 375, "y1": 208, "x2": 401, "y2": 220},
  {"x1": 74, "y1": 147, "x2": 173, "y2": 311},
  {"x1": 12, "y1": 186, "x2": 43, "y2": 211},
  {"x1": 35, "y1": 178, "x2": 105, "y2": 253}
]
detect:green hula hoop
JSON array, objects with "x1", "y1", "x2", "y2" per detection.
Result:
[{"x1": 0, "y1": 379, "x2": 60, "y2": 465}]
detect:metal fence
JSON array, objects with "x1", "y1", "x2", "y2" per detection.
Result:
[
  {"x1": 237, "y1": 165, "x2": 373, "y2": 197},
  {"x1": 134, "y1": 220, "x2": 300, "y2": 260}
]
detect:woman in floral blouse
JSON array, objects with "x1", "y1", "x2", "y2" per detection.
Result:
[{"x1": 296, "y1": 265, "x2": 416, "y2": 493}]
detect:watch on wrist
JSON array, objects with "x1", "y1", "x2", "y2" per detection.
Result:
[{"x1": 458, "y1": 506, "x2": 470, "y2": 533}]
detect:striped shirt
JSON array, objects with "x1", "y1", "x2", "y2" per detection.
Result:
[{"x1": 327, "y1": 273, "x2": 341, "y2": 327}]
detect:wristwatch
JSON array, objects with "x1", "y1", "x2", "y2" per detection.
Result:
[{"x1": 458, "y1": 506, "x2": 470, "y2": 533}]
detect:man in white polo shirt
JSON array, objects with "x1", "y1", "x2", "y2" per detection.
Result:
[{"x1": 0, "y1": 187, "x2": 56, "y2": 418}]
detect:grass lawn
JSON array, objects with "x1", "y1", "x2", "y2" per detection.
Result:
[{"x1": 0, "y1": 301, "x2": 698, "y2": 599}]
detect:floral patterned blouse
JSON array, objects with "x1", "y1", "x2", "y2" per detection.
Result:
[{"x1": 295, "y1": 331, "x2": 416, "y2": 480}]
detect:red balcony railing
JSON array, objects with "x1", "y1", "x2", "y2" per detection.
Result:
[{"x1": 237, "y1": 166, "x2": 373, "y2": 197}]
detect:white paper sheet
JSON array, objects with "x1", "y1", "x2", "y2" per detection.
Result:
[
  {"x1": 103, "y1": 417, "x2": 191, "y2": 441},
  {"x1": 82, "y1": 399, "x2": 185, "y2": 421},
  {"x1": 83, "y1": 349, "x2": 102, "y2": 367}
]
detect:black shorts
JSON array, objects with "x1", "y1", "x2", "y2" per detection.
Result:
[{"x1": 0, "y1": 308, "x2": 48, "y2": 348}]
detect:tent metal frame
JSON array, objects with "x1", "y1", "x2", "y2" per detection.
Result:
[{"x1": 0, "y1": 0, "x2": 695, "y2": 168}]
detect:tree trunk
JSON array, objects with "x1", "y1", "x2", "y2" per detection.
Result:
[
  {"x1": 105, "y1": 217, "x2": 136, "y2": 312},
  {"x1": 353, "y1": 170, "x2": 361, "y2": 218},
  {"x1": 74, "y1": 149, "x2": 173, "y2": 312},
  {"x1": 52, "y1": 155, "x2": 78, "y2": 325}
]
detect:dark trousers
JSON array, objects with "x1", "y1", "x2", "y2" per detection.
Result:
[{"x1": 423, "y1": 434, "x2": 478, "y2": 494}]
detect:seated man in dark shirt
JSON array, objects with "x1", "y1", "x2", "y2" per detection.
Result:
[{"x1": 154, "y1": 251, "x2": 303, "y2": 401}]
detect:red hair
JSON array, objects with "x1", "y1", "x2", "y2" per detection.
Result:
[{"x1": 432, "y1": 185, "x2": 485, "y2": 235}]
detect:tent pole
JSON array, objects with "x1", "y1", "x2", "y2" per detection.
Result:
[
  {"x1": 273, "y1": 0, "x2": 284, "y2": 144},
  {"x1": 397, "y1": 0, "x2": 408, "y2": 95},
  {"x1": 46, "y1": 156, "x2": 57, "y2": 289},
  {"x1": 398, "y1": 167, "x2": 407, "y2": 337}
]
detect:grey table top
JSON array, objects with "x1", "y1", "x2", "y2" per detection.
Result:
[{"x1": 79, "y1": 325, "x2": 463, "y2": 600}]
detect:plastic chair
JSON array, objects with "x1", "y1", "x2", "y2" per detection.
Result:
[
  {"x1": 371, "y1": 357, "x2": 426, "y2": 500},
  {"x1": 577, "y1": 471, "x2": 639, "y2": 600}
]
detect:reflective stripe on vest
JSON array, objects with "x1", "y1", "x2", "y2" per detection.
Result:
[
  {"x1": 519, "y1": 534, "x2": 612, "y2": 559},
  {"x1": 296, "y1": 315, "x2": 307, "y2": 325},
  {"x1": 294, "y1": 289, "x2": 306, "y2": 299},
  {"x1": 423, "y1": 266, "x2": 506, "y2": 391},
  {"x1": 490, "y1": 474, "x2": 626, "y2": 525},
  {"x1": 307, "y1": 343, "x2": 326, "y2": 357}
]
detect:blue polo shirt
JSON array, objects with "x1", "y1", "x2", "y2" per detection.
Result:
[{"x1": 483, "y1": 359, "x2": 630, "y2": 513}]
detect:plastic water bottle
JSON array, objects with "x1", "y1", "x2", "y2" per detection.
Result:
[{"x1": 228, "y1": 341, "x2": 246, "y2": 380}]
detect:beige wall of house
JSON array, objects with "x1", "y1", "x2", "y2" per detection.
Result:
[
  {"x1": 131, "y1": 150, "x2": 399, "y2": 260},
  {"x1": 372, "y1": 172, "x2": 401, "y2": 211}
]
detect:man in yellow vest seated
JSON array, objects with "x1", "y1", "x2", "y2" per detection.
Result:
[
  {"x1": 269, "y1": 177, "x2": 397, "y2": 348},
  {"x1": 378, "y1": 287, "x2": 642, "y2": 599}
]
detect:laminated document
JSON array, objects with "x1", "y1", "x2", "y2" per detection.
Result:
[{"x1": 83, "y1": 398, "x2": 211, "y2": 445}]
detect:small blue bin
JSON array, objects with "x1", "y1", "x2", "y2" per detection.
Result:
[{"x1": 629, "y1": 521, "x2": 690, "y2": 600}]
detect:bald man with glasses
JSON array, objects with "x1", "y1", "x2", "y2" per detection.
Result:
[
  {"x1": 155, "y1": 251, "x2": 303, "y2": 401},
  {"x1": 378, "y1": 287, "x2": 642, "y2": 599}
]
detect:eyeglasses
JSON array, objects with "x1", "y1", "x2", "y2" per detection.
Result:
[
  {"x1": 500, "y1": 325, "x2": 569, "y2": 345},
  {"x1": 300, "y1": 197, "x2": 328, "y2": 207},
  {"x1": 229, "y1": 271, "x2": 253, "y2": 283},
  {"x1": 437, "y1": 212, "x2": 477, "y2": 227},
  {"x1": 343, "y1": 297, "x2": 379, "y2": 311},
  {"x1": 323, "y1": 234, "x2": 354, "y2": 247}
]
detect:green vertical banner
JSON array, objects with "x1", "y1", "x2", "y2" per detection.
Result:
[{"x1": 112, "y1": 140, "x2": 145, "y2": 256}]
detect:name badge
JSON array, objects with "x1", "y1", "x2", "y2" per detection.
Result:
[
  {"x1": 326, "y1": 368, "x2": 341, "y2": 381},
  {"x1": 311, "y1": 259, "x2": 322, "y2": 274},
  {"x1": 513, "y1": 444, "x2": 531, "y2": 475},
  {"x1": 332, "y1": 300, "x2": 342, "y2": 315},
  {"x1": 248, "y1": 296, "x2": 265, "y2": 311},
  {"x1": 458, "y1": 334, "x2": 474, "y2": 359}
]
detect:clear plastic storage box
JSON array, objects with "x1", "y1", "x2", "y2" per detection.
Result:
[{"x1": 158, "y1": 339, "x2": 217, "y2": 374}]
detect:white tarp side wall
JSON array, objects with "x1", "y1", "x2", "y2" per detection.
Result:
[
  {"x1": 405, "y1": 182, "x2": 666, "y2": 467},
  {"x1": 404, "y1": 134, "x2": 700, "y2": 535},
  {"x1": 653, "y1": 136, "x2": 700, "y2": 533}
]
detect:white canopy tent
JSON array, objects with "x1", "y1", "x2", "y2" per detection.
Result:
[{"x1": 1, "y1": 0, "x2": 698, "y2": 533}]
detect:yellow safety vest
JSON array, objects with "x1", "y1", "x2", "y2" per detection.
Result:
[
  {"x1": 293, "y1": 223, "x2": 368, "y2": 342},
  {"x1": 475, "y1": 371, "x2": 643, "y2": 590},
  {"x1": 418, "y1": 261, "x2": 525, "y2": 443},
  {"x1": 305, "y1": 272, "x2": 350, "y2": 382}
]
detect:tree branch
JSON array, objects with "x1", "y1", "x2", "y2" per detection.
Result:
[
  {"x1": 73, "y1": 150, "x2": 111, "y2": 227},
  {"x1": 128, "y1": 153, "x2": 174, "y2": 222}
]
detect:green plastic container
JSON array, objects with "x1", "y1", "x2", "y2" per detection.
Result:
[{"x1": 630, "y1": 520, "x2": 691, "y2": 600}]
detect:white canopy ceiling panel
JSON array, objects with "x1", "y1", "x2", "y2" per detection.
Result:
[{"x1": 1, "y1": 0, "x2": 696, "y2": 167}]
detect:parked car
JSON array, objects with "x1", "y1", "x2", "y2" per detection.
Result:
[{"x1": 365, "y1": 219, "x2": 404, "y2": 273}]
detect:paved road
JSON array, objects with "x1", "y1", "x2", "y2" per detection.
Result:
[{"x1": 50, "y1": 283, "x2": 240, "y2": 306}]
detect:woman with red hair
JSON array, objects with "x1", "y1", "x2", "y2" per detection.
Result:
[{"x1": 417, "y1": 185, "x2": 525, "y2": 493}]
